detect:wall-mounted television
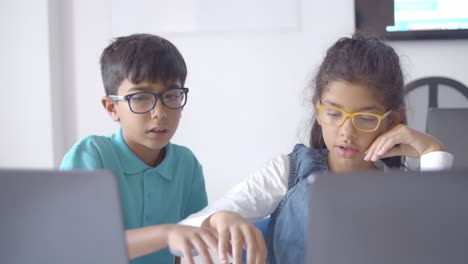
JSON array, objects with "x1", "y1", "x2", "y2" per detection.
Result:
[{"x1": 355, "y1": 0, "x2": 468, "y2": 40}]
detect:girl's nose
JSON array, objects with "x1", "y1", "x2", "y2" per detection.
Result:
[{"x1": 340, "y1": 117, "x2": 357, "y2": 138}]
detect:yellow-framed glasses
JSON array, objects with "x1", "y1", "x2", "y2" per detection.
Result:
[{"x1": 317, "y1": 104, "x2": 392, "y2": 132}]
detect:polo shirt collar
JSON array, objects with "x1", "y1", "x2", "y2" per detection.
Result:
[{"x1": 110, "y1": 127, "x2": 174, "y2": 180}]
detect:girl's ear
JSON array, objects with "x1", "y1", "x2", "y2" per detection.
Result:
[
  {"x1": 101, "y1": 97, "x2": 120, "y2": 122},
  {"x1": 387, "y1": 107, "x2": 405, "y2": 129},
  {"x1": 315, "y1": 104, "x2": 322, "y2": 126}
]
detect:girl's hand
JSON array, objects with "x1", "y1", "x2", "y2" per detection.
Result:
[
  {"x1": 203, "y1": 211, "x2": 267, "y2": 264},
  {"x1": 364, "y1": 124, "x2": 445, "y2": 161},
  {"x1": 166, "y1": 224, "x2": 218, "y2": 264}
]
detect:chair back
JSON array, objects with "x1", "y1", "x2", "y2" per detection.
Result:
[
  {"x1": 426, "y1": 108, "x2": 468, "y2": 169},
  {"x1": 404, "y1": 76, "x2": 468, "y2": 109}
]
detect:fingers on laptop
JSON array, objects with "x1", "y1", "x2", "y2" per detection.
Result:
[
  {"x1": 243, "y1": 224, "x2": 267, "y2": 264},
  {"x1": 168, "y1": 225, "x2": 218, "y2": 264},
  {"x1": 212, "y1": 211, "x2": 267, "y2": 264},
  {"x1": 188, "y1": 228, "x2": 218, "y2": 264}
]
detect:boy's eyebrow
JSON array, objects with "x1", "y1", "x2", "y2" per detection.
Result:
[
  {"x1": 126, "y1": 84, "x2": 182, "y2": 93},
  {"x1": 321, "y1": 99, "x2": 383, "y2": 112},
  {"x1": 127, "y1": 86, "x2": 150, "y2": 92}
]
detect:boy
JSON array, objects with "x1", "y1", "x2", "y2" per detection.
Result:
[{"x1": 60, "y1": 34, "x2": 218, "y2": 264}]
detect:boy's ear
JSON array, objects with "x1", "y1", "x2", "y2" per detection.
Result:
[{"x1": 101, "y1": 97, "x2": 120, "y2": 122}]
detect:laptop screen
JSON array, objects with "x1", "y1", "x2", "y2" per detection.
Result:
[
  {"x1": 307, "y1": 170, "x2": 468, "y2": 264},
  {"x1": 0, "y1": 169, "x2": 129, "y2": 264}
]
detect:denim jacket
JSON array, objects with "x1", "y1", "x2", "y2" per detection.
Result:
[{"x1": 266, "y1": 144, "x2": 329, "y2": 264}]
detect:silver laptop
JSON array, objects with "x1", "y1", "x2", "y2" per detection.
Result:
[
  {"x1": 0, "y1": 169, "x2": 129, "y2": 264},
  {"x1": 307, "y1": 170, "x2": 468, "y2": 264}
]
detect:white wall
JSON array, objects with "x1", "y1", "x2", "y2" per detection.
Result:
[
  {"x1": 1, "y1": 0, "x2": 468, "y2": 201},
  {"x1": 391, "y1": 40, "x2": 468, "y2": 131},
  {"x1": 0, "y1": 0, "x2": 54, "y2": 168}
]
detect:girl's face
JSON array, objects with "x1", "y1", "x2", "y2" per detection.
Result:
[{"x1": 318, "y1": 80, "x2": 391, "y2": 173}]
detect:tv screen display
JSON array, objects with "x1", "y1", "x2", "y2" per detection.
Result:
[{"x1": 355, "y1": 0, "x2": 468, "y2": 40}]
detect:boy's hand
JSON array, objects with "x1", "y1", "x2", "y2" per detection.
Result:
[
  {"x1": 204, "y1": 211, "x2": 267, "y2": 264},
  {"x1": 166, "y1": 224, "x2": 218, "y2": 264},
  {"x1": 364, "y1": 124, "x2": 445, "y2": 161}
]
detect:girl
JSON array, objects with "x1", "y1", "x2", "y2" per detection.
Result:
[{"x1": 181, "y1": 34, "x2": 453, "y2": 264}]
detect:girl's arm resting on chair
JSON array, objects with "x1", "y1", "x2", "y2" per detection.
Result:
[{"x1": 365, "y1": 124, "x2": 453, "y2": 170}]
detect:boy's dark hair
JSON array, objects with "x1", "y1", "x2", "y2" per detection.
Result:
[
  {"x1": 310, "y1": 34, "x2": 406, "y2": 168},
  {"x1": 100, "y1": 34, "x2": 187, "y2": 95}
]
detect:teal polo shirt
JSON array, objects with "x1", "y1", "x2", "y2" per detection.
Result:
[{"x1": 60, "y1": 128, "x2": 208, "y2": 264}]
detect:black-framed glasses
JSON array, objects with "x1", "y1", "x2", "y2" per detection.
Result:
[{"x1": 108, "y1": 88, "x2": 189, "y2": 114}]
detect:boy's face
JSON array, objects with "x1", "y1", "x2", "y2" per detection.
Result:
[
  {"x1": 318, "y1": 80, "x2": 389, "y2": 172},
  {"x1": 102, "y1": 78, "x2": 183, "y2": 166}
]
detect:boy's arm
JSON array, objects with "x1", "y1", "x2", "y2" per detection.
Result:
[
  {"x1": 125, "y1": 225, "x2": 171, "y2": 258},
  {"x1": 126, "y1": 224, "x2": 218, "y2": 263}
]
